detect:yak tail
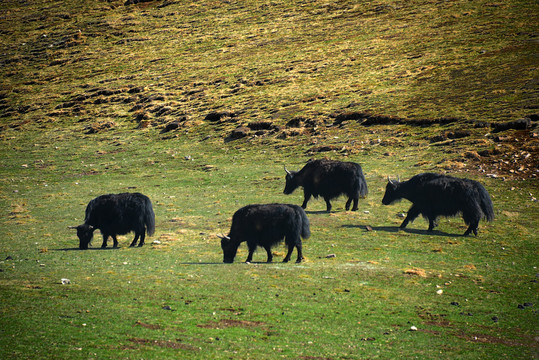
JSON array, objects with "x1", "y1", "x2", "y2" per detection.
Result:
[
  {"x1": 144, "y1": 197, "x2": 156, "y2": 236},
  {"x1": 356, "y1": 167, "x2": 369, "y2": 197},
  {"x1": 297, "y1": 207, "x2": 311, "y2": 239},
  {"x1": 477, "y1": 183, "x2": 494, "y2": 222}
]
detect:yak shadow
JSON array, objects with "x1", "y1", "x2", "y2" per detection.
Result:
[
  {"x1": 342, "y1": 224, "x2": 464, "y2": 237},
  {"x1": 176, "y1": 262, "x2": 223, "y2": 265},
  {"x1": 305, "y1": 210, "x2": 331, "y2": 215},
  {"x1": 179, "y1": 261, "x2": 294, "y2": 265},
  {"x1": 53, "y1": 247, "x2": 122, "y2": 251}
]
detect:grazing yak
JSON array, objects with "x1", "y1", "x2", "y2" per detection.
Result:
[
  {"x1": 284, "y1": 159, "x2": 368, "y2": 212},
  {"x1": 382, "y1": 173, "x2": 494, "y2": 236},
  {"x1": 219, "y1": 204, "x2": 310, "y2": 263},
  {"x1": 71, "y1": 192, "x2": 155, "y2": 249}
]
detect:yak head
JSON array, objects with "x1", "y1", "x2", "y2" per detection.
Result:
[
  {"x1": 218, "y1": 234, "x2": 237, "y2": 263},
  {"x1": 70, "y1": 224, "x2": 95, "y2": 250},
  {"x1": 283, "y1": 166, "x2": 300, "y2": 195},
  {"x1": 381, "y1": 177, "x2": 401, "y2": 205}
]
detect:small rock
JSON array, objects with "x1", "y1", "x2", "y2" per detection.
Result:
[
  {"x1": 61, "y1": 278, "x2": 71, "y2": 285},
  {"x1": 152, "y1": 240, "x2": 161, "y2": 245},
  {"x1": 325, "y1": 254, "x2": 336, "y2": 258},
  {"x1": 436, "y1": 289, "x2": 443, "y2": 295},
  {"x1": 410, "y1": 326, "x2": 418, "y2": 331},
  {"x1": 450, "y1": 302, "x2": 460, "y2": 306},
  {"x1": 365, "y1": 225, "x2": 373, "y2": 231},
  {"x1": 162, "y1": 305, "x2": 173, "y2": 311},
  {"x1": 491, "y1": 316, "x2": 499, "y2": 322},
  {"x1": 398, "y1": 213, "x2": 406, "y2": 218}
]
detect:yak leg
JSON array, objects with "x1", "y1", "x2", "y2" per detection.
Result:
[
  {"x1": 283, "y1": 236, "x2": 303, "y2": 263},
  {"x1": 264, "y1": 245, "x2": 273, "y2": 263},
  {"x1": 351, "y1": 196, "x2": 359, "y2": 211},
  {"x1": 245, "y1": 243, "x2": 255, "y2": 263},
  {"x1": 400, "y1": 205, "x2": 420, "y2": 229},
  {"x1": 130, "y1": 233, "x2": 140, "y2": 247},
  {"x1": 427, "y1": 217, "x2": 438, "y2": 232},
  {"x1": 345, "y1": 198, "x2": 352, "y2": 211},
  {"x1": 294, "y1": 241, "x2": 303, "y2": 263},
  {"x1": 112, "y1": 235, "x2": 119, "y2": 248},
  {"x1": 324, "y1": 197, "x2": 332, "y2": 212},
  {"x1": 283, "y1": 243, "x2": 293, "y2": 263},
  {"x1": 463, "y1": 210, "x2": 481, "y2": 236},
  {"x1": 463, "y1": 221, "x2": 479, "y2": 237},
  {"x1": 138, "y1": 229, "x2": 145, "y2": 247},
  {"x1": 301, "y1": 191, "x2": 312, "y2": 209},
  {"x1": 101, "y1": 234, "x2": 109, "y2": 248}
]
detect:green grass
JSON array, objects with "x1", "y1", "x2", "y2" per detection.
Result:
[{"x1": 0, "y1": 0, "x2": 538, "y2": 359}]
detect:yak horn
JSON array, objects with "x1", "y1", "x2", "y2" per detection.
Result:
[
  {"x1": 68, "y1": 226, "x2": 77, "y2": 229},
  {"x1": 284, "y1": 165, "x2": 291, "y2": 175},
  {"x1": 217, "y1": 233, "x2": 230, "y2": 240}
]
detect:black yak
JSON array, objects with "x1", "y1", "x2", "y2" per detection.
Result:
[
  {"x1": 381, "y1": 173, "x2": 494, "y2": 236},
  {"x1": 218, "y1": 204, "x2": 310, "y2": 263},
  {"x1": 71, "y1": 192, "x2": 155, "y2": 249},
  {"x1": 284, "y1": 159, "x2": 368, "y2": 212}
]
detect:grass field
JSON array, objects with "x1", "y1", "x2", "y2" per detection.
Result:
[{"x1": 0, "y1": 0, "x2": 537, "y2": 359}]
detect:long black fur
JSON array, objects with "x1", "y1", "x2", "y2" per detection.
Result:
[
  {"x1": 382, "y1": 173, "x2": 494, "y2": 236},
  {"x1": 75, "y1": 192, "x2": 155, "y2": 249},
  {"x1": 283, "y1": 159, "x2": 368, "y2": 212},
  {"x1": 220, "y1": 204, "x2": 310, "y2": 263}
]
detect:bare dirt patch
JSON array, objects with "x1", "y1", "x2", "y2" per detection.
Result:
[
  {"x1": 134, "y1": 321, "x2": 161, "y2": 330},
  {"x1": 197, "y1": 319, "x2": 266, "y2": 329},
  {"x1": 453, "y1": 331, "x2": 539, "y2": 348}
]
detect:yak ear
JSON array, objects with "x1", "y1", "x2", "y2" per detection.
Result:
[{"x1": 284, "y1": 165, "x2": 292, "y2": 176}]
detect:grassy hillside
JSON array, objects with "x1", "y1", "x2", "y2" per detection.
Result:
[{"x1": 0, "y1": 0, "x2": 537, "y2": 359}]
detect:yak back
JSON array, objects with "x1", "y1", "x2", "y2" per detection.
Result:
[
  {"x1": 229, "y1": 204, "x2": 310, "y2": 247},
  {"x1": 296, "y1": 159, "x2": 367, "y2": 198},
  {"x1": 85, "y1": 192, "x2": 155, "y2": 235}
]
